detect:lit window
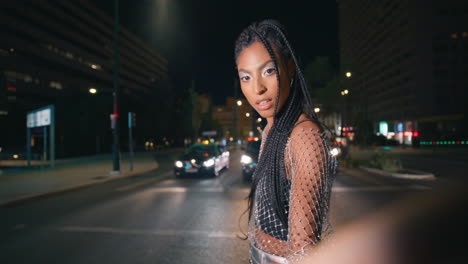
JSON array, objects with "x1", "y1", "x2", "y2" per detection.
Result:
[
  {"x1": 463, "y1": 32, "x2": 468, "y2": 38},
  {"x1": 50, "y1": 81, "x2": 63, "y2": 90},
  {"x1": 90, "y1": 64, "x2": 101, "y2": 70},
  {"x1": 450, "y1": 33, "x2": 458, "y2": 39}
]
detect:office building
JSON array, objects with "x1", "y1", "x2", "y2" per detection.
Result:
[
  {"x1": 0, "y1": 0, "x2": 168, "y2": 157},
  {"x1": 338, "y1": 0, "x2": 467, "y2": 145}
]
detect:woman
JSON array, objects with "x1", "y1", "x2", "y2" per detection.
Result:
[{"x1": 234, "y1": 20, "x2": 337, "y2": 263}]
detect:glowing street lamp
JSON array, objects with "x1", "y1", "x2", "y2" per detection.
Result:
[
  {"x1": 89, "y1": 88, "x2": 97, "y2": 94},
  {"x1": 314, "y1": 107, "x2": 320, "y2": 113},
  {"x1": 346, "y1": 72, "x2": 352, "y2": 78},
  {"x1": 237, "y1": 100, "x2": 242, "y2": 106},
  {"x1": 246, "y1": 112, "x2": 250, "y2": 117}
]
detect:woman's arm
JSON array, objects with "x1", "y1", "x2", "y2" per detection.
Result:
[{"x1": 286, "y1": 123, "x2": 335, "y2": 260}]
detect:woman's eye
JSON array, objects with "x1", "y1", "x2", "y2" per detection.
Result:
[
  {"x1": 240, "y1": 75, "x2": 250, "y2": 81},
  {"x1": 265, "y1": 67, "x2": 276, "y2": 75}
]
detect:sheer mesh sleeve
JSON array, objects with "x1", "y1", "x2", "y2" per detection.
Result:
[
  {"x1": 248, "y1": 122, "x2": 337, "y2": 263},
  {"x1": 285, "y1": 125, "x2": 336, "y2": 261}
]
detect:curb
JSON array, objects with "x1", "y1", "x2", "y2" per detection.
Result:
[
  {"x1": 359, "y1": 166, "x2": 436, "y2": 180},
  {"x1": 0, "y1": 164, "x2": 162, "y2": 208}
]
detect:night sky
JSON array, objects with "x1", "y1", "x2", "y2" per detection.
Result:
[{"x1": 94, "y1": 0, "x2": 339, "y2": 105}]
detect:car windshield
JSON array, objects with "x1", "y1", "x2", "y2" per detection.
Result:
[{"x1": 187, "y1": 145, "x2": 216, "y2": 156}]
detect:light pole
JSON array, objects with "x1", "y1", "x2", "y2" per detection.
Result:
[
  {"x1": 340, "y1": 72, "x2": 351, "y2": 137},
  {"x1": 112, "y1": 0, "x2": 120, "y2": 173},
  {"x1": 235, "y1": 99, "x2": 242, "y2": 140}
]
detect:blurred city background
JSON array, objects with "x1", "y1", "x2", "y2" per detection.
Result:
[{"x1": 0, "y1": 0, "x2": 466, "y2": 263}]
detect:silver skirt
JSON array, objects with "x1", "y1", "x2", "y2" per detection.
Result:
[{"x1": 250, "y1": 244, "x2": 287, "y2": 264}]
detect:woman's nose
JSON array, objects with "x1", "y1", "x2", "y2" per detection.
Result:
[{"x1": 253, "y1": 78, "x2": 267, "y2": 95}]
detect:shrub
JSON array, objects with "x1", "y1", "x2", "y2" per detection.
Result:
[{"x1": 365, "y1": 151, "x2": 402, "y2": 172}]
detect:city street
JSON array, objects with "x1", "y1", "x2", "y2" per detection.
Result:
[{"x1": 0, "y1": 149, "x2": 436, "y2": 264}]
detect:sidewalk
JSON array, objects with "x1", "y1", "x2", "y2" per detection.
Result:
[
  {"x1": 0, "y1": 149, "x2": 182, "y2": 207},
  {"x1": 341, "y1": 146, "x2": 438, "y2": 180},
  {"x1": 347, "y1": 145, "x2": 468, "y2": 159}
]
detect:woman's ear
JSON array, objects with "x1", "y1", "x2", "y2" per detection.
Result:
[{"x1": 287, "y1": 59, "x2": 296, "y2": 80}]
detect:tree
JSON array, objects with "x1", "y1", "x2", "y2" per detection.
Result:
[
  {"x1": 199, "y1": 107, "x2": 223, "y2": 138},
  {"x1": 304, "y1": 56, "x2": 341, "y2": 115}
]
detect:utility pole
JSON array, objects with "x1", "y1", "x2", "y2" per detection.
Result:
[{"x1": 112, "y1": 0, "x2": 120, "y2": 173}]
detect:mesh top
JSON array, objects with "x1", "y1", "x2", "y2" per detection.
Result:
[{"x1": 248, "y1": 120, "x2": 337, "y2": 262}]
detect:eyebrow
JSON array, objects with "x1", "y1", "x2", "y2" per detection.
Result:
[{"x1": 238, "y1": 60, "x2": 274, "y2": 74}]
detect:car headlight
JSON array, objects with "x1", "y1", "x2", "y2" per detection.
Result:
[
  {"x1": 175, "y1": 161, "x2": 183, "y2": 168},
  {"x1": 203, "y1": 159, "x2": 215, "y2": 167},
  {"x1": 241, "y1": 155, "x2": 253, "y2": 164},
  {"x1": 330, "y1": 147, "x2": 340, "y2": 157}
]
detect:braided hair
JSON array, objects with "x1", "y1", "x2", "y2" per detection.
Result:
[{"x1": 235, "y1": 19, "x2": 321, "y2": 232}]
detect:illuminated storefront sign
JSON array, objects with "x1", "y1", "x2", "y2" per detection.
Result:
[
  {"x1": 379, "y1": 121, "x2": 388, "y2": 136},
  {"x1": 396, "y1": 123, "x2": 403, "y2": 133},
  {"x1": 27, "y1": 108, "x2": 51, "y2": 128}
]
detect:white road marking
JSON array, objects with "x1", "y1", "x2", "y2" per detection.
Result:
[
  {"x1": 59, "y1": 226, "x2": 241, "y2": 238},
  {"x1": 332, "y1": 185, "x2": 431, "y2": 192},
  {"x1": 137, "y1": 185, "x2": 430, "y2": 194},
  {"x1": 149, "y1": 187, "x2": 225, "y2": 193}
]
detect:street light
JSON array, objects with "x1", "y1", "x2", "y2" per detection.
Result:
[
  {"x1": 314, "y1": 107, "x2": 320, "y2": 113},
  {"x1": 246, "y1": 112, "x2": 250, "y2": 117},
  {"x1": 111, "y1": 0, "x2": 121, "y2": 173},
  {"x1": 237, "y1": 100, "x2": 242, "y2": 106},
  {"x1": 346, "y1": 71, "x2": 352, "y2": 78},
  {"x1": 89, "y1": 88, "x2": 97, "y2": 94}
]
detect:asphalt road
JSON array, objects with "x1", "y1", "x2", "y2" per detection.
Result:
[
  {"x1": 397, "y1": 152, "x2": 468, "y2": 179},
  {"x1": 0, "y1": 149, "x2": 435, "y2": 264}
]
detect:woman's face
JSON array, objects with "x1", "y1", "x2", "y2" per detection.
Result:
[{"x1": 236, "y1": 41, "x2": 293, "y2": 124}]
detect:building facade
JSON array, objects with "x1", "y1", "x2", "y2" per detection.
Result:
[
  {"x1": 338, "y1": 0, "x2": 467, "y2": 145},
  {"x1": 212, "y1": 97, "x2": 262, "y2": 141},
  {"x1": 0, "y1": 0, "x2": 168, "y2": 157}
]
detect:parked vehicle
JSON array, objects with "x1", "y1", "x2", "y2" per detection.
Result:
[{"x1": 174, "y1": 142, "x2": 229, "y2": 178}]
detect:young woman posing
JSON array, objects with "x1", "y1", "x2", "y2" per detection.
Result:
[{"x1": 234, "y1": 20, "x2": 337, "y2": 263}]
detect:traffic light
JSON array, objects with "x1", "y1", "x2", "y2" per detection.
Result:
[{"x1": 128, "y1": 112, "x2": 136, "y2": 128}]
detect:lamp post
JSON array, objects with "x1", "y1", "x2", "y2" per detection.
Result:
[
  {"x1": 111, "y1": 0, "x2": 120, "y2": 173},
  {"x1": 235, "y1": 99, "x2": 242, "y2": 140},
  {"x1": 340, "y1": 72, "x2": 351, "y2": 137}
]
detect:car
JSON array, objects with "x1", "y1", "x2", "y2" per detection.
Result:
[
  {"x1": 241, "y1": 139, "x2": 261, "y2": 182},
  {"x1": 174, "y1": 142, "x2": 229, "y2": 178},
  {"x1": 330, "y1": 136, "x2": 349, "y2": 158}
]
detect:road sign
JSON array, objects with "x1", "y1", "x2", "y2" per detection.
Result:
[
  {"x1": 202, "y1": 130, "x2": 217, "y2": 137},
  {"x1": 27, "y1": 107, "x2": 52, "y2": 128}
]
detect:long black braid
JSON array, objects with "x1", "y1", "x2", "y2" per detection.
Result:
[{"x1": 235, "y1": 19, "x2": 321, "y2": 239}]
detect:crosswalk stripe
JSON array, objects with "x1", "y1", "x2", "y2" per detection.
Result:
[{"x1": 59, "y1": 226, "x2": 242, "y2": 238}]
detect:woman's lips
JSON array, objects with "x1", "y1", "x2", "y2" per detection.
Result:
[{"x1": 256, "y1": 99, "x2": 273, "y2": 111}]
